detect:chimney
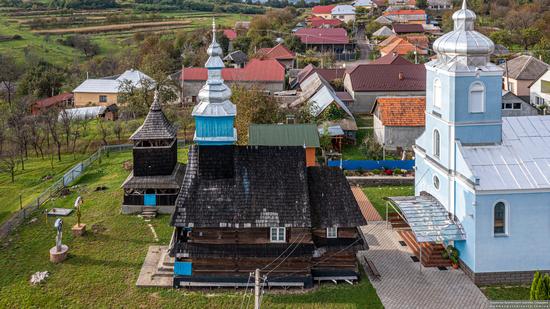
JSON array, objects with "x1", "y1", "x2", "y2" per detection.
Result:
[
  {"x1": 398, "y1": 72, "x2": 404, "y2": 80},
  {"x1": 392, "y1": 52, "x2": 397, "y2": 57}
]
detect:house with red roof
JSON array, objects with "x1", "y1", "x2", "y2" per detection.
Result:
[
  {"x1": 371, "y1": 96, "x2": 426, "y2": 149},
  {"x1": 256, "y1": 43, "x2": 296, "y2": 69},
  {"x1": 223, "y1": 29, "x2": 237, "y2": 41},
  {"x1": 343, "y1": 62, "x2": 426, "y2": 113},
  {"x1": 371, "y1": 53, "x2": 412, "y2": 65},
  {"x1": 179, "y1": 59, "x2": 285, "y2": 103},
  {"x1": 383, "y1": 9, "x2": 427, "y2": 24},
  {"x1": 378, "y1": 34, "x2": 429, "y2": 57},
  {"x1": 309, "y1": 16, "x2": 343, "y2": 28},
  {"x1": 292, "y1": 64, "x2": 347, "y2": 89},
  {"x1": 294, "y1": 28, "x2": 355, "y2": 61},
  {"x1": 31, "y1": 92, "x2": 74, "y2": 115},
  {"x1": 311, "y1": 5, "x2": 335, "y2": 19}
]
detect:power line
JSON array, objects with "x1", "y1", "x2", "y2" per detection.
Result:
[
  {"x1": 260, "y1": 231, "x2": 307, "y2": 271},
  {"x1": 239, "y1": 272, "x2": 253, "y2": 309}
]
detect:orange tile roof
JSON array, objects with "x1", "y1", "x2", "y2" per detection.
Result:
[
  {"x1": 380, "y1": 36, "x2": 428, "y2": 56},
  {"x1": 312, "y1": 5, "x2": 335, "y2": 14},
  {"x1": 374, "y1": 96, "x2": 426, "y2": 127}
]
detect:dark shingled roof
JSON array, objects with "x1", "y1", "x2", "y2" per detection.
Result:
[
  {"x1": 392, "y1": 23, "x2": 424, "y2": 34},
  {"x1": 171, "y1": 145, "x2": 366, "y2": 229},
  {"x1": 122, "y1": 163, "x2": 186, "y2": 189},
  {"x1": 501, "y1": 55, "x2": 549, "y2": 80},
  {"x1": 130, "y1": 92, "x2": 177, "y2": 140},
  {"x1": 223, "y1": 50, "x2": 248, "y2": 65},
  {"x1": 307, "y1": 167, "x2": 367, "y2": 228}
]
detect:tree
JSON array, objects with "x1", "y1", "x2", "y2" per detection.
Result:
[
  {"x1": 58, "y1": 109, "x2": 74, "y2": 148},
  {"x1": 28, "y1": 115, "x2": 46, "y2": 159},
  {"x1": 415, "y1": 0, "x2": 428, "y2": 9},
  {"x1": 233, "y1": 36, "x2": 252, "y2": 54},
  {"x1": 63, "y1": 35, "x2": 100, "y2": 57},
  {"x1": 0, "y1": 54, "x2": 23, "y2": 106},
  {"x1": 533, "y1": 37, "x2": 550, "y2": 64},
  {"x1": 113, "y1": 121, "x2": 123, "y2": 142},
  {"x1": 531, "y1": 271, "x2": 540, "y2": 301},
  {"x1": 97, "y1": 120, "x2": 109, "y2": 146},
  {"x1": 490, "y1": 29, "x2": 513, "y2": 47},
  {"x1": 514, "y1": 27, "x2": 542, "y2": 50},
  {"x1": 44, "y1": 108, "x2": 62, "y2": 161},
  {"x1": 361, "y1": 135, "x2": 383, "y2": 160},
  {"x1": 6, "y1": 98, "x2": 31, "y2": 169},
  {"x1": 17, "y1": 61, "x2": 65, "y2": 98},
  {"x1": 117, "y1": 79, "x2": 155, "y2": 118},
  {"x1": 0, "y1": 148, "x2": 17, "y2": 182},
  {"x1": 232, "y1": 85, "x2": 283, "y2": 144}
]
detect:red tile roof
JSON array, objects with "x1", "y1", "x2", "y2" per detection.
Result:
[
  {"x1": 347, "y1": 64, "x2": 426, "y2": 92},
  {"x1": 383, "y1": 9, "x2": 426, "y2": 16},
  {"x1": 310, "y1": 18, "x2": 343, "y2": 28},
  {"x1": 312, "y1": 5, "x2": 335, "y2": 14},
  {"x1": 257, "y1": 43, "x2": 295, "y2": 60},
  {"x1": 373, "y1": 96, "x2": 426, "y2": 127},
  {"x1": 223, "y1": 29, "x2": 237, "y2": 40},
  {"x1": 371, "y1": 53, "x2": 412, "y2": 65},
  {"x1": 297, "y1": 65, "x2": 346, "y2": 85},
  {"x1": 295, "y1": 28, "x2": 349, "y2": 44},
  {"x1": 380, "y1": 37, "x2": 428, "y2": 56},
  {"x1": 181, "y1": 59, "x2": 285, "y2": 82},
  {"x1": 34, "y1": 92, "x2": 73, "y2": 109}
]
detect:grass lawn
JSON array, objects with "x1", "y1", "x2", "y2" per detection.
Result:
[
  {"x1": 362, "y1": 185, "x2": 414, "y2": 219},
  {"x1": 0, "y1": 153, "x2": 88, "y2": 225},
  {"x1": 480, "y1": 285, "x2": 531, "y2": 300},
  {"x1": 0, "y1": 149, "x2": 383, "y2": 308},
  {"x1": 341, "y1": 128, "x2": 372, "y2": 160}
]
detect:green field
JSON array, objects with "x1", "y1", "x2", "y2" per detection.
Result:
[
  {"x1": 0, "y1": 150, "x2": 383, "y2": 308},
  {"x1": 0, "y1": 10, "x2": 251, "y2": 65},
  {"x1": 362, "y1": 185, "x2": 414, "y2": 219}
]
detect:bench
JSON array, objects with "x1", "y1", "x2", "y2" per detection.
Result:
[{"x1": 364, "y1": 257, "x2": 381, "y2": 280}]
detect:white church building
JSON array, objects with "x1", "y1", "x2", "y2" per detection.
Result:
[{"x1": 389, "y1": 1, "x2": 550, "y2": 285}]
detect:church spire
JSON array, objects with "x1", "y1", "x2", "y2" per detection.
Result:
[{"x1": 191, "y1": 18, "x2": 237, "y2": 145}]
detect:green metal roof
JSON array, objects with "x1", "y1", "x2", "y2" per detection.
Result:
[{"x1": 248, "y1": 124, "x2": 320, "y2": 147}]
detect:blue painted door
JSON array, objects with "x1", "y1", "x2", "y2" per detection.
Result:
[{"x1": 144, "y1": 194, "x2": 156, "y2": 206}]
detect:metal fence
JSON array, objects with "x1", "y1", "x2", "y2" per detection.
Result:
[
  {"x1": 328, "y1": 160, "x2": 415, "y2": 171},
  {"x1": 0, "y1": 144, "x2": 132, "y2": 239}
]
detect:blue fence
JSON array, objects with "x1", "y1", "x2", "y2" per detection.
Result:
[{"x1": 328, "y1": 160, "x2": 415, "y2": 171}]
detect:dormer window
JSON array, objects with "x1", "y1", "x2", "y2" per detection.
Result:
[
  {"x1": 433, "y1": 78, "x2": 442, "y2": 109},
  {"x1": 326, "y1": 227, "x2": 338, "y2": 238},
  {"x1": 469, "y1": 82, "x2": 485, "y2": 113},
  {"x1": 270, "y1": 227, "x2": 286, "y2": 243}
]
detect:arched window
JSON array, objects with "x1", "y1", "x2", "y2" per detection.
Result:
[
  {"x1": 433, "y1": 129, "x2": 440, "y2": 158},
  {"x1": 494, "y1": 202, "x2": 506, "y2": 235},
  {"x1": 469, "y1": 82, "x2": 485, "y2": 113},
  {"x1": 433, "y1": 78, "x2": 442, "y2": 108}
]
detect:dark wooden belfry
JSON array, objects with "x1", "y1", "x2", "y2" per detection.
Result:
[{"x1": 121, "y1": 92, "x2": 185, "y2": 214}]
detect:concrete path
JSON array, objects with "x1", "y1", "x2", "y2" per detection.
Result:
[
  {"x1": 360, "y1": 222, "x2": 489, "y2": 309},
  {"x1": 352, "y1": 187, "x2": 382, "y2": 221}
]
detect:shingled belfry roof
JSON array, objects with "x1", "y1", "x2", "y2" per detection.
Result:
[
  {"x1": 171, "y1": 145, "x2": 367, "y2": 229},
  {"x1": 129, "y1": 91, "x2": 177, "y2": 140}
]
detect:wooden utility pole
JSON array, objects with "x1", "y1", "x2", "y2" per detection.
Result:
[{"x1": 254, "y1": 268, "x2": 261, "y2": 309}]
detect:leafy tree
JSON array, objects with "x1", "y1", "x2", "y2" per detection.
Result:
[
  {"x1": 533, "y1": 38, "x2": 550, "y2": 64},
  {"x1": 415, "y1": 0, "x2": 428, "y2": 9},
  {"x1": 233, "y1": 36, "x2": 252, "y2": 54},
  {"x1": 534, "y1": 273, "x2": 549, "y2": 300},
  {"x1": 490, "y1": 29, "x2": 513, "y2": 47},
  {"x1": 514, "y1": 27, "x2": 542, "y2": 50},
  {"x1": 63, "y1": 35, "x2": 100, "y2": 57},
  {"x1": 319, "y1": 104, "x2": 347, "y2": 121},
  {"x1": 232, "y1": 85, "x2": 283, "y2": 144},
  {"x1": 361, "y1": 135, "x2": 383, "y2": 160},
  {"x1": 0, "y1": 54, "x2": 23, "y2": 106},
  {"x1": 530, "y1": 271, "x2": 540, "y2": 301},
  {"x1": 218, "y1": 34, "x2": 230, "y2": 55},
  {"x1": 17, "y1": 61, "x2": 64, "y2": 99}
]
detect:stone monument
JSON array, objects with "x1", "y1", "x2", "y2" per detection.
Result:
[{"x1": 49, "y1": 218, "x2": 69, "y2": 263}]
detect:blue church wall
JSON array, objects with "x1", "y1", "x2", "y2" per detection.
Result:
[
  {"x1": 474, "y1": 192, "x2": 550, "y2": 273},
  {"x1": 453, "y1": 181, "x2": 476, "y2": 271},
  {"x1": 195, "y1": 116, "x2": 235, "y2": 138},
  {"x1": 455, "y1": 143, "x2": 475, "y2": 182}
]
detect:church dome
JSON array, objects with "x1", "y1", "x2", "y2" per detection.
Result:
[{"x1": 431, "y1": 0, "x2": 496, "y2": 71}]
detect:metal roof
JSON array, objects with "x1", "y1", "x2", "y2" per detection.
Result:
[
  {"x1": 248, "y1": 124, "x2": 321, "y2": 147},
  {"x1": 387, "y1": 196, "x2": 466, "y2": 243},
  {"x1": 331, "y1": 5, "x2": 355, "y2": 15},
  {"x1": 318, "y1": 125, "x2": 344, "y2": 137},
  {"x1": 73, "y1": 69, "x2": 155, "y2": 93},
  {"x1": 58, "y1": 106, "x2": 106, "y2": 120},
  {"x1": 372, "y1": 26, "x2": 394, "y2": 37},
  {"x1": 460, "y1": 116, "x2": 550, "y2": 191}
]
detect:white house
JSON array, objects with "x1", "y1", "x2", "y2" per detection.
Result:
[
  {"x1": 389, "y1": 0, "x2": 550, "y2": 286},
  {"x1": 529, "y1": 68, "x2": 550, "y2": 108},
  {"x1": 331, "y1": 5, "x2": 356, "y2": 23},
  {"x1": 353, "y1": 0, "x2": 376, "y2": 9}
]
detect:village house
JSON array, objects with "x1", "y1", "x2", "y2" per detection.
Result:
[
  {"x1": 501, "y1": 55, "x2": 549, "y2": 102},
  {"x1": 372, "y1": 26, "x2": 394, "y2": 39},
  {"x1": 291, "y1": 64, "x2": 347, "y2": 89},
  {"x1": 311, "y1": 5, "x2": 335, "y2": 20},
  {"x1": 371, "y1": 96, "x2": 425, "y2": 150},
  {"x1": 428, "y1": 0, "x2": 452, "y2": 10},
  {"x1": 223, "y1": 50, "x2": 248, "y2": 68},
  {"x1": 371, "y1": 53, "x2": 412, "y2": 65},
  {"x1": 249, "y1": 123, "x2": 320, "y2": 167},
  {"x1": 168, "y1": 22, "x2": 367, "y2": 288},
  {"x1": 294, "y1": 28, "x2": 355, "y2": 61},
  {"x1": 31, "y1": 92, "x2": 73, "y2": 115},
  {"x1": 528, "y1": 68, "x2": 550, "y2": 108},
  {"x1": 379, "y1": 34, "x2": 429, "y2": 57},
  {"x1": 391, "y1": 1, "x2": 550, "y2": 285},
  {"x1": 343, "y1": 61, "x2": 426, "y2": 113},
  {"x1": 331, "y1": 5, "x2": 356, "y2": 23},
  {"x1": 352, "y1": 0, "x2": 376, "y2": 9},
  {"x1": 72, "y1": 69, "x2": 155, "y2": 107},
  {"x1": 501, "y1": 90, "x2": 539, "y2": 117},
  {"x1": 256, "y1": 43, "x2": 296, "y2": 69},
  {"x1": 179, "y1": 59, "x2": 285, "y2": 104},
  {"x1": 121, "y1": 92, "x2": 184, "y2": 215},
  {"x1": 309, "y1": 16, "x2": 342, "y2": 28},
  {"x1": 382, "y1": 9, "x2": 427, "y2": 24}
]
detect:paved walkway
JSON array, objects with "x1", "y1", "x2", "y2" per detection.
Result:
[
  {"x1": 352, "y1": 187, "x2": 383, "y2": 221},
  {"x1": 360, "y1": 222, "x2": 489, "y2": 309}
]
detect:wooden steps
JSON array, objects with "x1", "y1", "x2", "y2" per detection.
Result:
[
  {"x1": 387, "y1": 213, "x2": 410, "y2": 229},
  {"x1": 398, "y1": 230, "x2": 451, "y2": 268},
  {"x1": 142, "y1": 206, "x2": 157, "y2": 219}
]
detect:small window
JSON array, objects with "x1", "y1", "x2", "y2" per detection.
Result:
[
  {"x1": 433, "y1": 129, "x2": 440, "y2": 158},
  {"x1": 270, "y1": 227, "x2": 286, "y2": 243},
  {"x1": 433, "y1": 78, "x2": 442, "y2": 109},
  {"x1": 99, "y1": 95, "x2": 108, "y2": 103},
  {"x1": 494, "y1": 202, "x2": 506, "y2": 235},
  {"x1": 433, "y1": 175, "x2": 440, "y2": 190},
  {"x1": 469, "y1": 82, "x2": 485, "y2": 113},
  {"x1": 513, "y1": 103, "x2": 521, "y2": 110},
  {"x1": 327, "y1": 227, "x2": 338, "y2": 238}
]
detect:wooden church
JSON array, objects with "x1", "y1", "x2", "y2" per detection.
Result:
[
  {"x1": 121, "y1": 92, "x2": 185, "y2": 215},
  {"x1": 167, "y1": 21, "x2": 367, "y2": 288}
]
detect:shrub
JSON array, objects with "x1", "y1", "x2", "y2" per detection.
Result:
[
  {"x1": 530, "y1": 272, "x2": 540, "y2": 300},
  {"x1": 371, "y1": 169, "x2": 381, "y2": 175}
]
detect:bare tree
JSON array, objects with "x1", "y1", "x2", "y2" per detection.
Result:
[
  {"x1": 28, "y1": 115, "x2": 46, "y2": 159},
  {"x1": 112, "y1": 121, "x2": 123, "y2": 142},
  {"x1": 7, "y1": 99, "x2": 31, "y2": 169},
  {"x1": 0, "y1": 148, "x2": 17, "y2": 182},
  {"x1": 0, "y1": 114, "x2": 6, "y2": 154},
  {"x1": 97, "y1": 120, "x2": 109, "y2": 146},
  {"x1": 59, "y1": 109, "x2": 74, "y2": 148},
  {"x1": 44, "y1": 108, "x2": 62, "y2": 161},
  {"x1": 0, "y1": 54, "x2": 23, "y2": 107}
]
